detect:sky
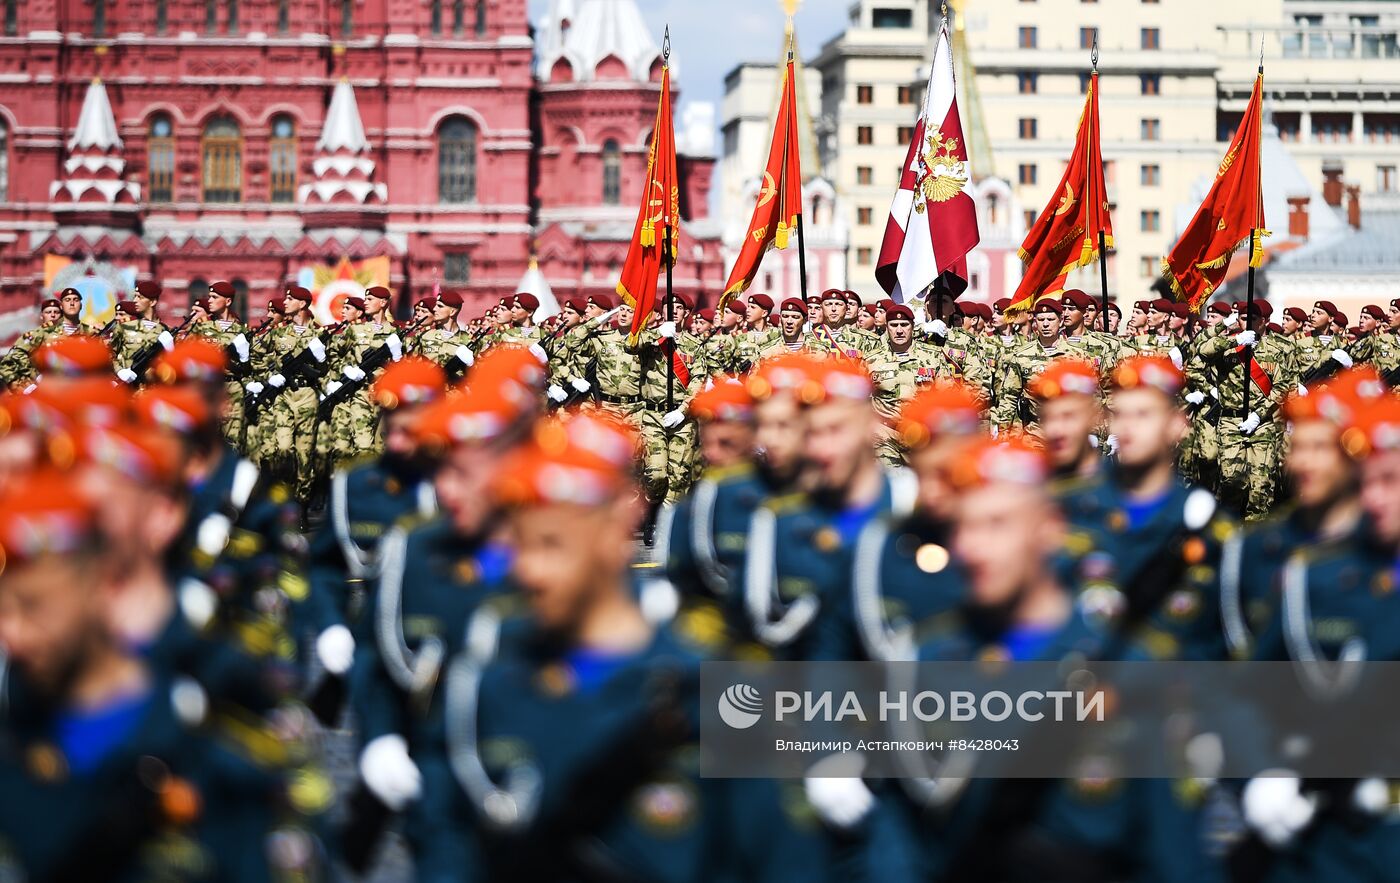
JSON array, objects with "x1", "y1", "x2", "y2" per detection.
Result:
[{"x1": 524, "y1": 0, "x2": 849, "y2": 118}]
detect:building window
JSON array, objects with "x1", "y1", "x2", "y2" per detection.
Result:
[
  {"x1": 269, "y1": 115, "x2": 297, "y2": 203},
  {"x1": 1139, "y1": 256, "x2": 1156, "y2": 277},
  {"x1": 1141, "y1": 118, "x2": 1160, "y2": 140},
  {"x1": 444, "y1": 253, "x2": 471, "y2": 283},
  {"x1": 857, "y1": 206, "x2": 873, "y2": 225},
  {"x1": 1018, "y1": 26, "x2": 1036, "y2": 48},
  {"x1": 1024, "y1": 209, "x2": 1038, "y2": 229},
  {"x1": 226, "y1": 0, "x2": 237, "y2": 32},
  {"x1": 857, "y1": 84, "x2": 873, "y2": 104},
  {"x1": 1018, "y1": 163, "x2": 1037, "y2": 185},
  {"x1": 1079, "y1": 72, "x2": 1092, "y2": 94},
  {"x1": 153, "y1": 0, "x2": 166, "y2": 33},
  {"x1": 201, "y1": 116, "x2": 242, "y2": 203},
  {"x1": 148, "y1": 115, "x2": 175, "y2": 203},
  {"x1": 0, "y1": 120, "x2": 7, "y2": 201},
  {"x1": 856, "y1": 247, "x2": 873, "y2": 266},
  {"x1": 452, "y1": 0, "x2": 464, "y2": 35},
  {"x1": 1140, "y1": 163, "x2": 1160, "y2": 186},
  {"x1": 1141, "y1": 73, "x2": 1160, "y2": 95},
  {"x1": 1379, "y1": 165, "x2": 1396, "y2": 193},
  {"x1": 1018, "y1": 118, "x2": 1037, "y2": 139},
  {"x1": 856, "y1": 165, "x2": 873, "y2": 185},
  {"x1": 205, "y1": 0, "x2": 216, "y2": 32},
  {"x1": 1080, "y1": 27, "x2": 1095, "y2": 49},
  {"x1": 602, "y1": 139, "x2": 621, "y2": 205},
  {"x1": 897, "y1": 126, "x2": 913, "y2": 146},
  {"x1": 277, "y1": 0, "x2": 288, "y2": 32},
  {"x1": 857, "y1": 126, "x2": 873, "y2": 145},
  {"x1": 91, "y1": 0, "x2": 106, "y2": 35},
  {"x1": 475, "y1": 0, "x2": 485, "y2": 36},
  {"x1": 188, "y1": 278, "x2": 209, "y2": 308},
  {"x1": 438, "y1": 117, "x2": 478, "y2": 203},
  {"x1": 4, "y1": 0, "x2": 15, "y2": 35},
  {"x1": 1018, "y1": 72, "x2": 1038, "y2": 94},
  {"x1": 897, "y1": 85, "x2": 913, "y2": 104},
  {"x1": 872, "y1": 7, "x2": 912, "y2": 29},
  {"x1": 341, "y1": 0, "x2": 352, "y2": 36},
  {"x1": 1140, "y1": 210, "x2": 1160, "y2": 232},
  {"x1": 231, "y1": 279, "x2": 249, "y2": 318},
  {"x1": 1141, "y1": 27, "x2": 1160, "y2": 49},
  {"x1": 431, "y1": 0, "x2": 441, "y2": 34}
]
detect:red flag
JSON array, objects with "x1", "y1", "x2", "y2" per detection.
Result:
[
  {"x1": 1010, "y1": 71, "x2": 1113, "y2": 312},
  {"x1": 718, "y1": 53, "x2": 803, "y2": 311},
  {"x1": 1162, "y1": 72, "x2": 1268, "y2": 312},
  {"x1": 617, "y1": 65, "x2": 680, "y2": 344},
  {"x1": 876, "y1": 18, "x2": 979, "y2": 302}
]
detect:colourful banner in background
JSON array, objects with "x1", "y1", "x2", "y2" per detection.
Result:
[
  {"x1": 298, "y1": 256, "x2": 392, "y2": 326},
  {"x1": 43, "y1": 256, "x2": 134, "y2": 327}
]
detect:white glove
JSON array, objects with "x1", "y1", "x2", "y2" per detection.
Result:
[
  {"x1": 1297, "y1": 383, "x2": 1309, "y2": 397},
  {"x1": 1225, "y1": 310, "x2": 1240, "y2": 329},
  {"x1": 1330, "y1": 349, "x2": 1353, "y2": 368},
  {"x1": 1185, "y1": 391, "x2": 1206, "y2": 406},
  {"x1": 454, "y1": 345, "x2": 474, "y2": 367},
  {"x1": 662, "y1": 409, "x2": 686, "y2": 429},
  {"x1": 1088, "y1": 434, "x2": 1100, "y2": 449},
  {"x1": 116, "y1": 368, "x2": 138, "y2": 383},
  {"x1": 570, "y1": 377, "x2": 590, "y2": 393},
  {"x1": 157, "y1": 330, "x2": 175, "y2": 351},
  {"x1": 657, "y1": 321, "x2": 677, "y2": 340},
  {"x1": 386, "y1": 333, "x2": 403, "y2": 361},
  {"x1": 923, "y1": 319, "x2": 949, "y2": 339},
  {"x1": 21, "y1": 383, "x2": 37, "y2": 395},
  {"x1": 1169, "y1": 346, "x2": 1184, "y2": 369},
  {"x1": 359, "y1": 735, "x2": 423, "y2": 811},
  {"x1": 547, "y1": 384, "x2": 567, "y2": 403},
  {"x1": 1239, "y1": 412, "x2": 1262, "y2": 435},
  {"x1": 1210, "y1": 386, "x2": 1220, "y2": 399},
  {"x1": 528, "y1": 343, "x2": 548, "y2": 364},
  {"x1": 1104, "y1": 434, "x2": 1119, "y2": 456},
  {"x1": 343, "y1": 365, "x2": 367, "y2": 382},
  {"x1": 804, "y1": 777, "x2": 875, "y2": 830},
  {"x1": 268, "y1": 373, "x2": 286, "y2": 388},
  {"x1": 990, "y1": 425, "x2": 1000, "y2": 439},
  {"x1": 323, "y1": 379, "x2": 343, "y2": 396},
  {"x1": 307, "y1": 337, "x2": 327, "y2": 362},
  {"x1": 1234, "y1": 330, "x2": 1257, "y2": 348},
  {"x1": 245, "y1": 381, "x2": 264, "y2": 395},
  {"x1": 232, "y1": 334, "x2": 250, "y2": 362},
  {"x1": 1242, "y1": 775, "x2": 1317, "y2": 847},
  {"x1": 315, "y1": 625, "x2": 355, "y2": 676}
]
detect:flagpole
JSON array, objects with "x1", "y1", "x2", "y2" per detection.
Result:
[
  {"x1": 1243, "y1": 44, "x2": 1264, "y2": 419},
  {"x1": 665, "y1": 222, "x2": 675, "y2": 413},
  {"x1": 1091, "y1": 37, "x2": 1110, "y2": 332},
  {"x1": 789, "y1": 36, "x2": 809, "y2": 305}
]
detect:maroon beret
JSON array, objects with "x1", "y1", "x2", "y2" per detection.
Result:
[
  {"x1": 993, "y1": 297, "x2": 1012, "y2": 312},
  {"x1": 748, "y1": 293, "x2": 774, "y2": 312},
  {"x1": 1105, "y1": 301, "x2": 1121, "y2": 316},
  {"x1": 672, "y1": 292, "x2": 695, "y2": 311},
  {"x1": 1167, "y1": 303, "x2": 1189, "y2": 319},
  {"x1": 135, "y1": 280, "x2": 162, "y2": 300},
  {"x1": 588, "y1": 293, "x2": 615, "y2": 311},
  {"x1": 779, "y1": 297, "x2": 806, "y2": 314},
  {"x1": 1312, "y1": 299, "x2": 1339, "y2": 317},
  {"x1": 438, "y1": 289, "x2": 464, "y2": 308},
  {"x1": 116, "y1": 301, "x2": 141, "y2": 317},
  {"x1": 1149, "y1": 298, "x2": 1173, "y2": 313},
  {"x1": 1233, "y1": 300, "x2": 1265, "y2": 317},
  {"x1": 1391, "y1": 298, "x2": 1400, "y2": 311},
  {"x1": 1032, "y1": 298, "x2": 1063, "y2": 316},
  {"x1": 805, "y1": 293, "x2": 822, "y2": 305},
  {"x1": 844, "y1": 291, "x2": 861, "y2": 305},
  {"x1": 1362, "y1": 304, "x2": 1386, "y2": 321},
  {"x1": 1267, "y1": 322, "x2": 1283, "y2": 334},
  {"x1": 343, "y1": 296, "x2": 366, "y2": 312},
  {"x1": 695, "y1": 308, "x2": 715, "y2": 322},
  {"x1": 877, "y1": 299, "x2": 897, "y2": 311},
  {"x1": 1134, "y1": 300, "x2": 1152, "y2": 312},
  {"x1": 418, "y1": 296, "x2": 438, "y2": 311},
  {"x1": 59, "y1": 287, "x2": 83, "y2": 300},
  {"x1": 209, "y1": 280, "x2": 236, "y2": 298},
  {"x1": 364, "y1": 286, "x2": 391, "y2": 301},
  {"x1": 267, "y1": 298, "x2": 284, "y2": 314},
  {"x1": 40, "y1": 298, "x2": 60, "y2": 310},
  {"x1": 1061, "y1": 289, "x2": 1095, "y2": 310},
  {"x1": 862, "y1": 304, "x2": 878, "y2": 316},
  {"x1": 1334, "y1": 310, "x2": 1348, "y2": 327},
  {"x1": 514, "y1": 292, "x2": 540, "y2": 312},
  {"x1": 560, "y1": 296, "x2": 583, "y2": 314},
  {"x1": 284, "y1": 286, "x2": 312, "y2": 303},
  {"x1": 886, "y1": 304, "x2": 915, "y2": 323},
  {"x1": 820, "y1": 288, "x2": 846, "y2": 303},
  {"x1": 194, "y1": 297, "x2": 212, "y2": 314},
  {"x1": 1283, "y1": 307, "x2": 1307, "y2": 322},
  {"x1": 724, "y1": 298, "x2": 747, "y2": 315}
]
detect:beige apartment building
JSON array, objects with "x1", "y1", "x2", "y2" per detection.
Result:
[{"x1": 747, "y1": 0, "x2": 1400, "y2": 300}]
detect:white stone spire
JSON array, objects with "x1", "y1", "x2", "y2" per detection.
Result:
[
  {"x1": 51, "y1": 78, "x2": 139, "y2": 206},
  {"x1": 516, "y1": 256, "x2": 560, "y2": 321},
  {"x1": 535, "y1": 0, "x2": 661, "y2": 83},
  {"x1": 299, "y1": 79, "x2": 386, "y2": 206}
]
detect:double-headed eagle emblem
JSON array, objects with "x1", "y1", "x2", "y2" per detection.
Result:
[{"x1": 913, "y1": 127, "x2": 969, "y2": 214}]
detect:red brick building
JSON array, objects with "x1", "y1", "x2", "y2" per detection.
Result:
[{"x1": 0, "y1": 0, "x2": 723, "y2": 337}]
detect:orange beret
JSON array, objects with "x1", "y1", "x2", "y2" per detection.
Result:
[
  {"x1": 33, "y1": 335, "x2": 113, "y2": 378},
  {"x1": 802, "y1": 358, "x2": 874, "y2": 405},
  {"x1": 152, "y1": 338, "x2": 228, "y2": 385},
  {"x1": 1029, "y1": 358, "x2": 1100, "y2": 401},
  {"x1": 946, "y1": 436, "x2": 1049, "y2": 492},
  {"x1": 1343, "y1": 396, "x2": 1400, "y2": 458},
  {"x1": 0, "y1": 470, "x2": 100, "y2": 571},
  {"x1": 492, "y1": 415, "x2": 636, "y2": 508},
  {"x1": 134, "y1": 386, "x2": 214, "y2": 435},
  {"x1": 1111, "y1": 355, "x2": 1184, "y2": 399},
  {"x1": 535, "y1": 408, "x2": 640, "y2": 471},
  {"x1": 412, "y1": 385, "x2": 529, "y2": 453},
  {"x1": 746, "y1": 352, "x2": 822, "y2": 402},
  {"x1": 688, "y1": 376, "x2": 754, "y2": 423},
  {"x1": 896, "y1": 381, "x2": 984, "y2": 449},
  {"x1": 465, "y1": 345, "x2": 549, "y2": 398},
  {"x1": 1286, "y1": 367, "x2": 1389, "y2": 432},
  {"x1": 31, "y1": 377, "x2": 131, "y2": 428},
  {"x1": 373, "y1": 356, "x2": 447, "y2": 410},
  {"x1": 76, "y1": 422, "x2": 183, "y2": 486}
]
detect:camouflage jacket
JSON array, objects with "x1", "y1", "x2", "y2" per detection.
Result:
[
  {"x1": 1195, "y1": 324, "x2": 1300, "y2": 422},
  {"x1": 867, "y1": 342, "x2": 965, "y2": 421},
  {"x1": 990, "y1": 337, "x2": 1074, "y2": 429}
]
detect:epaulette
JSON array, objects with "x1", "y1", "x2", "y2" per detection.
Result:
[
  {"x1": 704, "y1": 461, "x2": 755, "y2": 484},
  {"x1": 1048, "y1": 471, "x2": 1102, "y2": 500},
  {"x1": 761, "y1": 492, "x2": 808, "y2": 515},
  {"x1": 340, "y1": 451, "x2": 382, "y2": 475},
  {"x1": 392, "y1": 509, "x2": 437, "y2": 534}
]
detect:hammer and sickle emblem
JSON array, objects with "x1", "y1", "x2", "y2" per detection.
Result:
[
  {"x1": 1055, "y1": 182, "x2": 1077, "y2": 216},
  {"x1": 757, "y1": 171, "x2": 777, "y2": 207},
  {"x1": 646, "y1": 180, "x2": 666, "y2": 223}
]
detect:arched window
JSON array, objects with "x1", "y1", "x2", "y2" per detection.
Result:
[
  {"x1": 205, "y1": 0, "x2": 216, "y2": 32},
  {"x1": 147, "y1": 115, "x2": 175, "y2": 203},
  {"x1": 430, "y1": 0, "x2": 441, "y2": 35},
  {"x1": 277, "y1": 0, "x2": 288, "y2": 32},
  {"x1": 438, "y1": 117, "x2": 477, "y2": 203},
  {"x1": 93, "y1": 0, "x2": 106, "y2": 36},
  {"x1": 154, "y1": 0, "x2": 167, "y2": 33},
  {"x1": 269, "y1": 115, "x2": 296, "y2": 203},
  {"x1": 226, "y1": 0, "x2": 237, "y2": 33},
  {"x1": 602, "y1": 139, "x2": 621, "y2": 205},
  {"x1": 188, "y1": 277, "x2": 209, "y2": 309},
  {"x1": 201, "y1": 116, "x2": 242, "y2": 203},
  {"x1": 475, "y1": 0, "x2": 486, "y2": 36},
  {"x1": 340, "y1": 0, "x2": 352, "y2": 36},
  {"x1": 452, "y1": 0, "x2": 464, "y2": 36},
  {"x1": 231, "y1": 278, "x2": 249, "y2": 318},
  {"x1": 4, "y1": 0, "x2": 16, "y2": 36}
]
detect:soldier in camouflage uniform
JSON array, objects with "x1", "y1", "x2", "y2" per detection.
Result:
[
  {"x1": 109, "y1": 281, "x2": 173, "y2": 381},
  {"x1": 868, "y1": 303, "x2": 967, "y2": 464},
  {"x1": 991, "y1": 298, "x2": 1074, "y2": 432},
  {"x1": 750, "y1": 297, "x2": 820, "y2": 361},
  {"x1": 412, "y1": 290, "x2": 472, "y2": 372},
  {"x1": 734, "y1": 293, "x2": 782, "y2": 371},
  {"x1": 1060, "y1": 288, "x2": 1133, "y2": 379},
  {"x1": 184, "y1": 281, "x2": 252, "y2": 446},
  {"x1": 1354, "y1": 301, "x2": 1400, "y2": 380},
  {"x1": 0, "y1": 297, "x2": 62, "y2": 390},
  {"x1": 701, "y1": 298, "x2": 746, "y2": 376},
  {"x1": 1131, "y1": 298, "x2": 1181, "y2": 355},
  {"x1": 810, "y1": 288, "x2": 879, "y2": 358},
  {"x1": 250, "y1": 286, "x2": 326, "y2": 498},
  {"x1": 1195, "y1": 300, "x2": 1300, "y2": 518},
  {"x1": 319, "y1": 286, "x2": 402, "y2": 471}
]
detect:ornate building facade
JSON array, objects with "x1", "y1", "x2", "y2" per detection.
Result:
[{"x1": 0, "y1": 0, "x2": 722, "y2": 337}]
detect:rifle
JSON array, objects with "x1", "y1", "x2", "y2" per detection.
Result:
[
  {"x1": 127, "y1": 316, "x2": 192, "y2": 380},
  {"x1": 315, "y1": 319, "x2": 425, "y2": 422},
  {"x1": 551, "y1": 307, "x2": 624, "y2": 409},
  {"x1": 1384, "y1": 365, "x2": 1400, "y2": 388},
  {"x1": 243, "y1": 324, "x2": 340, "y2": 423}
]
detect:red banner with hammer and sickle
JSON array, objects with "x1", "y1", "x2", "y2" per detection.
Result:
[{"x1": 617, "y1": 64, "x2": 680, "y2": 345}]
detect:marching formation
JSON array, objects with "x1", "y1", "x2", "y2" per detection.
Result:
[{"x1": 0, "y1": 273, "x2": 1399, "y2": 882}]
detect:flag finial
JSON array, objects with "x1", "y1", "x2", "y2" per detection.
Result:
[
  {"x1": 941, "y1": 1, "x2": 948, "y2": 20},
  {"x1": 1258, "y1": 35, "x2": 1265, "y2": 74},
  {"x1": 663, "y1": 25, "x2": 671, "y2": 62},
  {"x1": 1091, "y1": 32, "x2": 1099, "y2": 72}
]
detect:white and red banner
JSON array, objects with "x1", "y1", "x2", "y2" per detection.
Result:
[{"x1": 876, "y1": 20, "x2": 979, "y2": 303}]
